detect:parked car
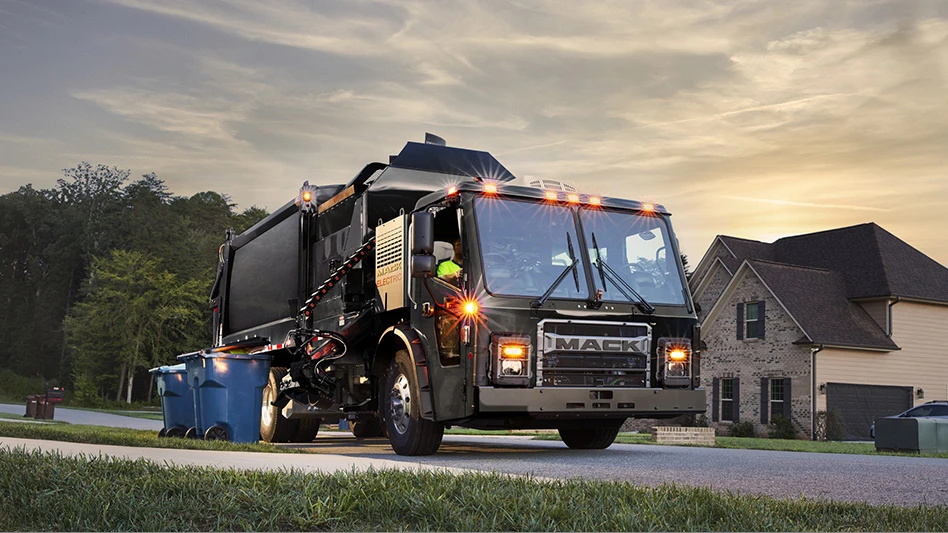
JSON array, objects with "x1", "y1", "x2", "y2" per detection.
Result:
[{"x1": 871, "y1": 401, "x2": 948, "y2": 438}]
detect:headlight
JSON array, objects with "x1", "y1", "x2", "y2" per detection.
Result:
[
  {"x1": 491, "y1": 334, "x2": 532, "y2": 386},
  {"x1": 657, "y1": 337, "x2": 691, "y2": 387}
]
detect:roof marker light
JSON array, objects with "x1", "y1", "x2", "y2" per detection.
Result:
[
  {"x1": 447, "y1": 186, "x2": 458, "y2": 196},
  {"x1": 589, "y1": 197, "x2": 601, "y2": 206},
  {"x1": 545, "y1": 190, "x2": 558, "y2": 201},
  {"x1": 483, "y1": 182, "x2": 498, "y2": 194},
  {"x1": 642, "y1": 203, "x2": 655, "y2": 212},
  {"x1": 567, "y1": 193, "x2": 580, "y2": 204}
]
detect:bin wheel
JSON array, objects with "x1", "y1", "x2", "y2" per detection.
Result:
[
  {"x1": 261, "y1": 367, "x2": 298, "y2": 443},
  {"x1": 157, "y1": 428, "x2": 167, "y2": 438},
  {"x1": 165, "y1": 427, "x2": 185, "y2": 438},
  {"x1": 382, "y1": 350, "x2": 444, "y2": 455},
  {"x1": 184, "y1": 426, "x2": 199, "y2": 439},
  {"x1": 204, "y1": 425, "x2": 229, "y2": 441}
]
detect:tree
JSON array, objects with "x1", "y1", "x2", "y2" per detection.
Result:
[{"x1": 67, "y1": 250, "x2": 205, "y2": 404}]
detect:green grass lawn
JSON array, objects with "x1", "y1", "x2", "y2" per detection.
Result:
[
  {"x1": 1, "y1": 447, "x2": 945, "y2": 531},
  {"x1": 0, "y1": 419, "x2": 298, "y2": 454}
]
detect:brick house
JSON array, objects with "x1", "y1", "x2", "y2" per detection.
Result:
[{"x1": 690, "y1": 223, "x2": 948, "y2": 440}]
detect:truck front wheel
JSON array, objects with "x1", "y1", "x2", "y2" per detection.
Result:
[
  {"x1": 382, "y1": 350, "x2": 444, "y2": 455},
  {"x1": 260, "y1": 367, "x2": 298, "y2": 443},
  {"x1": 558, "y1": 423, "x2": 622, "y2": 450}
]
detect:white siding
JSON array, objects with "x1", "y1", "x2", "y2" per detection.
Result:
[{"x1": 815, "y1": 301, "x2": 948, "y2": 411}]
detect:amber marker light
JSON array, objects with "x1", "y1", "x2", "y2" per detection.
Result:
[
  {"x1": 545, "y1": 190, "x2": 558, "y2": 201},
  {"x1": 447, "y1": 186, "x2": 458, "y2": 196},
  {"x1": 501, "y1": 345, "x2": 525, "y2": 357},
  {"x1": 567, "y1": 193, "x2": 580, "y2": 204},
  {"x1": 588, "y1": 196, "x2": 601, "y2": 206},
  {"x1": 462, "y1": 298, "x2": 479, "y2": 316},
  {"x1": 642, "y1": 203, "x2": 655, "y2": 213},
  {"x1": 483, "y1": 182, "x2": 498, "y2": 194},
  {"x1": 668, "y1": 348, "x2": 688, "y2": 361},
  {"x1": 302, "y1": 190, "x2": 312, "y2": 203}
]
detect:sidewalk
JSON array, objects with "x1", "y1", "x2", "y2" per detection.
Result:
[
  {"x1": 0, "y1": 436, "x2": 471, "y2": 475},
  {"x1": 0, "y1": 403, "x2": 163, "y2": 431}
]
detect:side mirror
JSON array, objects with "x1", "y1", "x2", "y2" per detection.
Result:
[
  {"x1": 411, "y1": 255, "x2": 436, "y2": 278},
  {"x1": 411, "y1": 212, "x2": 434, "y2": 255}
]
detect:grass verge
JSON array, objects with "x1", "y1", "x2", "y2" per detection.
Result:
[
  {"x1": 1, "y1": 448, "x2": 946, "y2": 531},
  {"x1": 533, "y1": 432, "x2": 948, "y2": 458},
  {"x1": 0, "y1": 420, "x2": 296, "y2": 454}
]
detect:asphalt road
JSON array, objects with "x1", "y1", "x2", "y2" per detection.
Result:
[{"x1": 3, "y1": 403, "x2": 946, "y2": 507}]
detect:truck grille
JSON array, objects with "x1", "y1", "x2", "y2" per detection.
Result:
[{"x1": 537, "y1": 319, "x2": 651, "y2": 388}]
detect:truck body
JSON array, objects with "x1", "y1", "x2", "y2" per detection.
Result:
[{"x1": 209, "y1": 137, "x2": 705, "y2": 455}]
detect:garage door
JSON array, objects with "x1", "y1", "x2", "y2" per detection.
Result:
[{"x1": 826, "y1": 383, "x2": 913, "y2": 441}]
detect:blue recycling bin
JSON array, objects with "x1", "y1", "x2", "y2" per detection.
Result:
[
  {"x1": 178, "y1": 350, "x2": 271, "y2": 443},
  {"x1": 150, "y1": 363, "x2": 193, "y2": 438}
]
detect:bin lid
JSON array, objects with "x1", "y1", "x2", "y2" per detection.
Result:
[
  {"x1": 149, "y1": 363, "x2": 188, "y2": 374},
  {"x1": 175, "y1": 350, "x2": 204, "y2": 361},
  {"x1": 198, "y1": 349, "x2": 272, "y2": 361}
]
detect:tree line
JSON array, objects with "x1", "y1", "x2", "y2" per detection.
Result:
[{"x1": 0, "y1": 163, "x2": 268, "y2": 404}]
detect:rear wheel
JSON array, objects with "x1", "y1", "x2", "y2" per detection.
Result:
[
  {"x1": 558, "y1": 423, "x2": 622, "y2": 450},
  {"x1": 260, "y1": 367, "x2": 298, "y2": 443},
  {"x1": 291, "y1": 418, "x2": 321, "y2": 442},
  {"x1": 351, "y1": 416, "x2": 383, "y2": 439},
  {"x1": 382, "y1": 350, "x2": 444, "y2": 455}
]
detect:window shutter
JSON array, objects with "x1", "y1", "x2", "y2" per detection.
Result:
[
  {"x1": 712, "y1": 378, "x2": 719, "y2": 422},
  {"x1": 782, "y1": 378, "x2": 791, "y2": 420},
  {"x1": 760, "y1": 377, "x2": 769, "y2": 424},
  {"x1": 736, "y1": 303, "x2": 744, "y2": 340},
  {"x1": 732, "y1": 377, "x2": 741, "y2": 421},
  {"x1": 758, "y1": 300, "x2": 766, "y2": 339}
]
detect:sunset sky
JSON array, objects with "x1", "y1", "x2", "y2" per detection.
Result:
[{"x1": 2, "y1": 0, "x2": 947, "y2": 266}]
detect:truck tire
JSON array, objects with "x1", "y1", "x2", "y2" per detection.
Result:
[
  {"x1": 291, "y1": 418, "x2": 321, "y2": 443},
  {"x1": 351, "y1": 416, "x2": 383, "y2": 439},
  {"x1": 558, "y1": 424, "x2": 622, "y2": 450},
  {"x1": 260, "y1": 367, "x2": 298, "y2": 443},
  {"x1": 382, "y1": 350, "x2": 444, "y2": 455}
]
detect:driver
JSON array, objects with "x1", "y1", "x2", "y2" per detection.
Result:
[{"x1": 437, "y1": 238, "x2": 463, "y2": 286}]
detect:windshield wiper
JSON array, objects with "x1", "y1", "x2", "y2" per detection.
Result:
[
  {"x1": 566, "y1": 232, "x2": 580, "y2": 292},
  {"x1": 591, "y1": 232, "x2": 656, "y2": 314},
  {"x1": 533, "y1": 232, "x2": 581, "y2": 308}
]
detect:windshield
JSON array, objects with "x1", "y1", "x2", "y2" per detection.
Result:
[
  {"x1": 579, "y1": 208, "x2": 687, "y2": 305},
  {"x1": 474, "y1": 197, "x2": 589, "y2": 300}
]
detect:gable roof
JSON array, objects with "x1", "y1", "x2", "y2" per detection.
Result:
[
  {"x1": 710, "y1": 223, "x2": 948, "y2": 304},
  {"x1": 747, "y1": 260, "x2": 899, "y2": 351}
]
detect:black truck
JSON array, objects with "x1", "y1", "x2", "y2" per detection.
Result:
[{"x1": 209, "y1": 136, "x2": 705, "y2": 455}]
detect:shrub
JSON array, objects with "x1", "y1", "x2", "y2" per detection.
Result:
[
  {"x1": 0, "y1": 368, "x2": 48, "y2": 402},
  {"x1": 815, "y1": 409, "x2": 846, "y2": 441},
  {"x1": 727, "y1": 420, "x2": 756, "y2": 438},
  {"x1": 768, "y1": 414, "x2": 798, "y2": 440},
  {"x1": 695, "y1": 414, "x2": 710, "y2": 428}
]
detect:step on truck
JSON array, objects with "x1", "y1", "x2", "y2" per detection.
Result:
[{"x1": 209, "y1": 135, "x2": 706, "y2": 455}]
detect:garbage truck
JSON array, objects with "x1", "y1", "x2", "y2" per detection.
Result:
[{"x1": 209, "y1": 135, "x2": 705, "y2": 455}]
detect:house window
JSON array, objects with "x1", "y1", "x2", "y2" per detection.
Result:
[
  {"x1": 737, "y1": 301, "x2": 765, "y2": 340},
  {"x1": 770, "y1": 378, "x2": 784, "y2": 419},
  {"x1": 721, "y1": 378, "x2": 735, "y2": 421},
  {"x1": 745, "y1": 302, "x2": 761, "y2": 339}
]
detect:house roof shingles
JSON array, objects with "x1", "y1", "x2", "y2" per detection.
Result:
[
  {"x1": 747, "y1": 260, "x2": 899, "y2": 350},
  {"x1": 719, "y1": 223, "x2": 948, "y2": 304}
]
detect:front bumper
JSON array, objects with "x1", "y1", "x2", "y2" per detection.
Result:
[{"x1": 478, "y1": 386, "x2": 706, "y2": 416}]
